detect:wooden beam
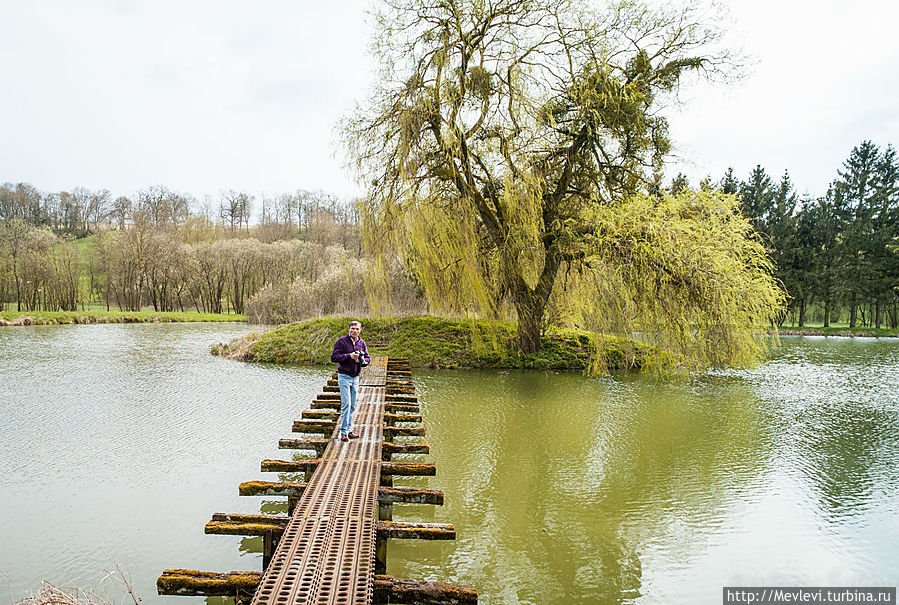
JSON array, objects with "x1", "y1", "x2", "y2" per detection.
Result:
[
  {"x1": 382, "y1": 442, "x2": 430, "y2": 455},
  {"x1": 205, "y1": 512, "x2": 287, "y2": 536},
  {"x1": 292, "y1": 419, "x2": 336, "y2": 433},
  {"x1": 383, "y1": 426, "x2": 426, "y2": 437},
  {"x1": 383, "y1": 412, "x2": 423, "y2": 423},
  {"x1": 261, "y1": 459, "x2": 319, "y2": 473},
  {"x1": 386, "y1": 386, "x2": 416, "y2": 395},
  {"x1": 376, "y1": 521, "x2": 455, "y2": 540},
  {"x1": 373, "y1": 575, "x2": 478, "y2": 604},
  {"x1": 385, "y1": 394, "x2": 418, "y2": 403},
  {"x1": 156, "y1": 570, "x2": 477, "y2": 605},
  {"x1": 310, "y1": 400, "x2": 339, "y2": 409},
  {"x1": 206, "y1": 516, "x2": 453, "y2": 540},
  {"x1": 278, "y1": 438, "x2": 328, "y2": 452},
  {"x1": 378, "y1": 486, "x2": 444, "y2": 505},
  {"x1": 301, "y1": 410, "x2": 338, "y2": 420},
  {"x1": 238, "y1": 480, "x2": 305, "y2": 497},
  {"x1": 156, "y1": 569, "x2": 260, "y2": 601},
  {"x1": 385, "y1": 402, "x2": 420, "y2": 412},
  {"x1": 239, "y1": 482, "x2": 441, "y2": 504},
  {"x1": 381, "y1": 462, "x2": 436, "y2": 476}
]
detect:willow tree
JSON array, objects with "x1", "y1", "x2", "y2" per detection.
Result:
[{"x1": 346, "y1": 0, "x2": 783, "y2": 360}]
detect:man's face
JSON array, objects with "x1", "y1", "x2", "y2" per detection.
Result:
[{"x1": 349, "y1": 324, "x2": 362, "y2": 339}]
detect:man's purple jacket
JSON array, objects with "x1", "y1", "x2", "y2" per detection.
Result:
[{"x1": 331, "y1": 334, "x2": 371, "y2": 377}]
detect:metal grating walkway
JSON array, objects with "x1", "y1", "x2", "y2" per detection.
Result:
[{"x1": 250, "y1": 356, "x2": 388, "y2": 605}]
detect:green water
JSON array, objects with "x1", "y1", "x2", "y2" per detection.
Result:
[{"x1": 1, "y1": 325, "x2": 896, "y2": 604}]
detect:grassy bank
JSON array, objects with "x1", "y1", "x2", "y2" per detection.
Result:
[
  {"x1": 775, "y1": 326, "x2": 899, "y2": 337},
  {"x1": 212, "y1": 316, "x2": 669, "y2": 372},
  {"x1": 0, "y1": 310, "x2": 245, "y2": 326}
]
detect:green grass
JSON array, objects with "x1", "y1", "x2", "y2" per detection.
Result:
[
  {"x1": 0, "y1": 309, "x2": 245, "y2": 325},
  {"x1": 213, "y1": 315, "x2": 672, "y2": 373}
]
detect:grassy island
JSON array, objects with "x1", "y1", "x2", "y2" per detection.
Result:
[
  {"x1": 212, "y1": 316, "x2": 666, "y2": 373},
  {"x1": 0, "y1": 310, "x2": 244, "y2": 326}
]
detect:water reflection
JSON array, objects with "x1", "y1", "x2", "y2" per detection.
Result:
[{"x1": 1, "y1": 329, "x2": 897, "y2": 604}]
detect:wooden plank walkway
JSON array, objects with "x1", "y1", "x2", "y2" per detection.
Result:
[{"x1": 251, "y1": 356, "x2": 388, "y2": 605}]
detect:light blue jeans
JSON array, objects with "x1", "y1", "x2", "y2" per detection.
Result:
[{"x1": 337, "y1": 372, "x2": 359, "y2": 436}]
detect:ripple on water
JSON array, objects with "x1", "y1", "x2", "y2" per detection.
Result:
[{"x1": 2, "y1": 330, "x2": 898, "y2": 604}]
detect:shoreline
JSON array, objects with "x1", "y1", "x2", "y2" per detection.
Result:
[
  {"x1": 212, "y1": 315, "x2": 673, "y2": 373},
  {"x1": 0, "y1": 311, "x2": 245, "y2": 326},
  {"x1": 774, "y1": 328, "x2": 898, "y2": 338}
]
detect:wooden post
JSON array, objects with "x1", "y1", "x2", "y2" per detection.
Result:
[
  {"x1": 263, "y1": 529, "x2": 276, "y2": 570},
  {"x1": 287, "y1": 496, "x2": 299, "y2": 515},
  {"x1": 375, "y1": 534, "x2": 388, "y2": 575}
]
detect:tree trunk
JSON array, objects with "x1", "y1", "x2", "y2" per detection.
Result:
[
  {"x1": 849, "y1": 300, "x2": 857, "y2": 328},
  {"x1": 798, "y1": 298, "x2": 806, "y2": 327},
  {"x1": 823, "y1": 300, "x2": 831, "y2": 327},
  {"x1": 515, "y1": 293, "x2": 544, "y2": 354},
  {"x1": 512, "y1": 256, "x2": 559, "y2": 354}
]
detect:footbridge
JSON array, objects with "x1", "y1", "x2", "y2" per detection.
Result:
[{"x1": 157, "y1": 356, "x2": 476, "y2": 604}]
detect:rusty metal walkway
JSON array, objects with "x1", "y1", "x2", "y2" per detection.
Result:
[
  {"x1": 251, "y1": 356, "x2": 388, "y2": 604},
  {"x1": 157, "y1": 354, "x2": 476, "y2": 604}
]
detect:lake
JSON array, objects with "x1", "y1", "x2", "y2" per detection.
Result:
[{"x1": 1, "y1": 324, "x2": 897, "y2": 604}]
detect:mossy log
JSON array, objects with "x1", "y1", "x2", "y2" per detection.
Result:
[
  {"x1": 278, "y1": 438, "x2": 329, "y2": 452},
  {"x1": 205, "y1": 516, "x2": 452, "y2": 539},
  {"x1": 376, "y1": 521, "x2": 455, "y2": 540},
  {"x1": 261, "y1": 459, "x2": 434, "y2": 476},
  {"x1": 238, "y1": 482, "x2": 441, "y2": 504},
  {"x1": 382, "y1": 442, "x2": 430, "y2": 455},
  {"x1": 381, "y1": 462, "x2": 436, "y2": 476},
  {"x1": 383, "y1": 426, "x2": 426, "y2": 437},
  {"x1": 205, "y1": 519, "x2": 286, "y2": 536},
  {"x1": 301, "y1": 410, "x2": 338, "y2": 420},
  {"x1": 156, "y1": 570, "x2": 476, "y2": 604},
  {"x1": 261, "y1": 459, "x2": 320, "y2": 473},
  {"x1": 385, "y1": 402, "x2": 420, "y2": 412},
  {"x1": 316, "y1": 392, "x2": 341, "y2": 400},
  {"x1": 378, "y1": 486, "x2": 444, "y2": 505},
  {"x1": 385, "y1": 394, "x2": 418, "y2": 403},
  {"x1": 211, "y1": 513, "x2": 288, "y2": 525},
  {"x1": 292, "y1": 419, "x2": 336, "y2": 433},
  {"x1": 386, "y1": 386, "x2": 416, "y2": 395},
  {"x1": 238, "y1": 480, "x2": 306, "y2": 496},
  {"x1": 311, "y1": 399, "x2": 340, "y2": 409},
  {"x1": 323, "y1": 385, "x2": 339, "y2": 393},
  {"x1": 383, "y1": 412, "x2": 423, "y2": 423},
  {"x1": 373, "y1": 575, "x2": 477, "y2": 604},
  {"x1": 156, "y1": 569, "x2": 260, "y2": 601}
]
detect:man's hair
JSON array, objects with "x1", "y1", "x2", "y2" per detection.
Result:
[{"x1": 349, "y1": 320, "x2": 362, "y2": 328}]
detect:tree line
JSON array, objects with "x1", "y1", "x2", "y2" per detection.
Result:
[
  {"x1": 671, "y1": 140, "x2": 899, "y2": 329},
  {"x1": 0, "y1": 186, "x2": 363, "y2": 314}
]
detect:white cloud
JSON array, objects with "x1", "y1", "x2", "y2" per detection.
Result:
[{"x1": 1, "y1": 0, "x2": 896, "y2": 203}]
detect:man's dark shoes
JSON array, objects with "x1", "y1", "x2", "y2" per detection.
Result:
[
  {"x1": 340, "y1": 433, "x2": 349, "y2": 442},
  {"x1": 347, "y1": 431, "x2": 360, "y2": 439}
]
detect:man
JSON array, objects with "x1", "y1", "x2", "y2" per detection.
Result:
[{"x1": 330, "y1": 320, "x2": 371, "y2": 442}]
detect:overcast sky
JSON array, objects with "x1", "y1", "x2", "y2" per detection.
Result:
[{"x1": 2, "y1": 0, "x2": 897, "y2": 205}]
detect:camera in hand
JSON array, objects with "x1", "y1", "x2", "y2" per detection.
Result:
[{"x1": 356, "y1": 350, "x2": 369, "y2": 367}]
